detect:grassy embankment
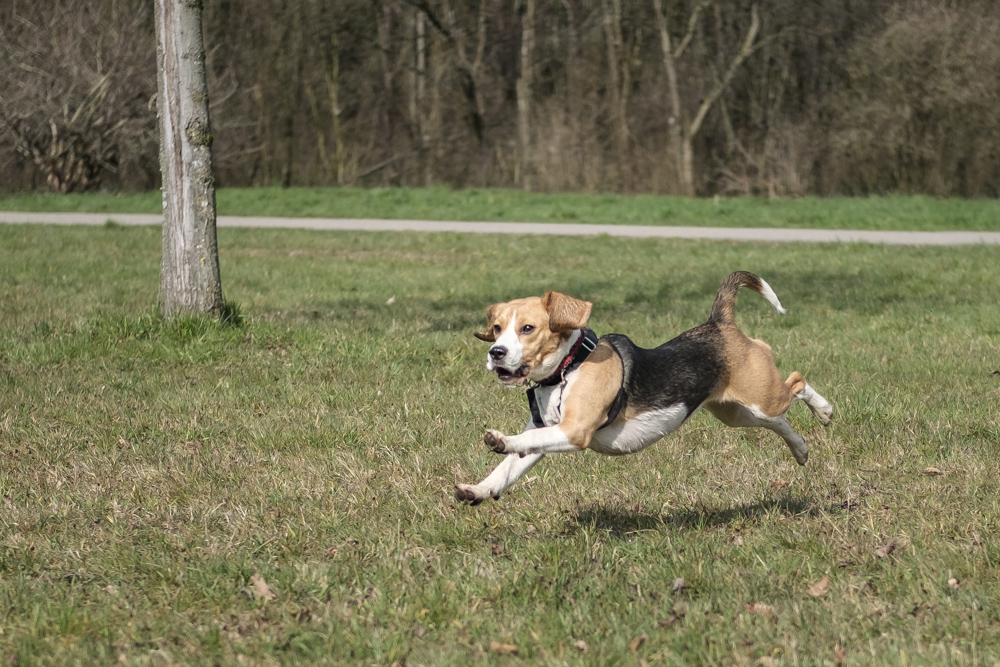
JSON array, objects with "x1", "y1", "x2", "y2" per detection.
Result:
[
  {"x1": 1, "y1": 197, "x2": 998, "y2": 664},
  {"x1": 3, "y1": 186, "x2": 1000, "y2": 231}
]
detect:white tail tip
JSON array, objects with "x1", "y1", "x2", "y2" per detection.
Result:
[{"x1": 759, "y1": 278, "x2": 787, "y2": 314}]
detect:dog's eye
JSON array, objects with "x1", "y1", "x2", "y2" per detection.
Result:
[
  {"x1": 520, "y1": 325, "x2": 535, "y2": 334},
  {"x1": 493, "y1": 324, "x2": 502, "y2": 334}
]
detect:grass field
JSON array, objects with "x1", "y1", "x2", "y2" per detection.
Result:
[
  {"x1": 1, "y1": 221, "x2": 999, "y2": 665},
  {"x1": 3, "y1": 186, "x2": 1000, "y2": 232}
]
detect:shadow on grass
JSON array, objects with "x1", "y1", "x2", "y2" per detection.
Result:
[{"x1": 571, "y1": 495, "x2": 820, "y2": 537}]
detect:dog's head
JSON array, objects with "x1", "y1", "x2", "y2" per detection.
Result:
[{"x1": 474, "y1": 291, "x2": 592, "y2": 385}]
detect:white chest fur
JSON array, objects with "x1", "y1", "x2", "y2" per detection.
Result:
[{"x1": 531, "y1": 375, "x2": 578, "y2": 427}]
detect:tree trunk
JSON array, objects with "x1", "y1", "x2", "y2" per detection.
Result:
[
  {"x1": 516, "y1": 0, "x2": 535, "y2": 190},
  {"x1": 652, "y1": 0, "x2": 685, "y2": 192},
  {"x1": 376, "y1": 0, "x2": 397, "y2": 181},
  {"x1": 154, "y1": 0, "x2": 224, "y2": 318},
  {"x1": 326, "y1": 29, "x2": 346, "y2": 185},
  {"x1": 652, "y1": 0, "x2": 759, "y2": 196},
  {"x1": 415, "y1": 10, "x2": 431, "y2": 185},
  {"x1": 600, "y1": 0, "x2": 627, "y2": 162}
]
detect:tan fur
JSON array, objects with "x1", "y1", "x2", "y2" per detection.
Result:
[
  {"x1": 553, "y1": 341, "x2": 623, "y2": 449},
  {"x1": 710, "y1": 325, "x2": 807, "y2": 417},
  {"x1": 476, "y1": 292, "x2": 592, "y2": 342},
  {"x1": 542, "y1": 291, "x2": 593, "y2": 332}
]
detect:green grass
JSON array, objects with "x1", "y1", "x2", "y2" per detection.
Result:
[
  {"x1": 3, "y1": 186, "x2": 1000, "y2": 231},
  {"x1": 2, "y1": 223, "x2": 999, "y2": 665}
]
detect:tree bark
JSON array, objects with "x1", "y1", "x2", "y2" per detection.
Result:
[
  {"x1": 600, "y1": 0, "x2": 628, "y2": 160},
  {"x1": 516, "y1": 0, "x2": 535, "y2": 189},
  {"x1": 652, "y1": 0, "x2": 685, "y2": 190},
  {"x1": 155, "y1": 0, "x2": 224, "y2": 318},
  {"x1": 376, "y1": 0, "x2": 397, "y2": 181},
  {"x1": 326, "y1": 28, "x2": 347, "y2": 185}
]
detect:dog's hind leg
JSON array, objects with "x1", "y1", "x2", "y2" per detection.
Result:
[
  {"x1": 455, "y1": 453, "x2": 545, "y2": 505},
  {"x1": 705, "y1": 402, "x2": 810, "y2": 466},
  {"x1": 793, "y1": 383, "x2": 833, "y2": 425}
]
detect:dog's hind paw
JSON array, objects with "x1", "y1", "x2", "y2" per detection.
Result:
[
  {"x1": 798, "y1": 385, "x2": 833, "y2": 425},
  {"x1": 811, "y1": 402, "x2": 833, "y2": 426},
  {"x1": 484, "y1": 429, "x2": 508, "y2": 454},
  {"x1": 455, "y1": 485, "x2": 484, "y2": 505}
]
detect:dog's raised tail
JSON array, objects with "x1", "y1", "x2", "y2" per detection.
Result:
[{"x1": 708, "y1": 271, "x2": 786, "y2": 324}]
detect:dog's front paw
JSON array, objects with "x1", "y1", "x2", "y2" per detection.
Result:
[
  {"x1": 455, "y1": 484, "x2": 485, "y2": 506},
  {"x1": 484, "y1": 429, "x2": 508, "y2": 454}
]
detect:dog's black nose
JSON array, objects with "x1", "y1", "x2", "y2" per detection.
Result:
[{"x1": 489, "y1": 346, "x2": 507, "y2": 361}]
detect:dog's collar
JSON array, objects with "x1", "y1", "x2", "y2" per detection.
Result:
[{"x1": 532, "y1": 328, "x2": 599, "y2": 387}]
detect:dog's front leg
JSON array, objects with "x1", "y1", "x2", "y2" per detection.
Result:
[
  {"x1": 484, "y1": 425, "x2": 583, "y2": 456},
  {"x1": 455, "y1": 452, "x2": 545, "y2": 505}
]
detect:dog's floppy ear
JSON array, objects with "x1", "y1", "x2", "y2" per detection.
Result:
[
  {"x1": 542, "y1": 291, "x2": 592, "y2": 332},
  {"x1": 473, "y1": 303, "x2": 501, "y2": 342}
]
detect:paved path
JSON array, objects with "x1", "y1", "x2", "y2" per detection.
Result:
[{"x1": 2, "y1": 211, "x2": 998, "y2": 246}]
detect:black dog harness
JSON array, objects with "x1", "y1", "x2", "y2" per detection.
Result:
[{"x1": 526, "y1": 328, "x2": 627, "y2": 429}]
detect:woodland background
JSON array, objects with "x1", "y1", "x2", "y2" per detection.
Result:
[{"x1": 1, "y1": 0, "x2": 998, "y2": 197}]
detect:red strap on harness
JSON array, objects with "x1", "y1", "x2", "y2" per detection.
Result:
[{"x1": 533, "y1": 329, "x2": 599, "y2": 387}]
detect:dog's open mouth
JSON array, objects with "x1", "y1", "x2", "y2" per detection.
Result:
[{"x1": 495, "y1": 365, "x2": 530, "y2": 385}]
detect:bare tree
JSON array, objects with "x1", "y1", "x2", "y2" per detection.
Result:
[
  {"x1": 154, "y1": 0, "x2": 224, "y2": 318},
  {"x1": 0, "y1": 0, "x2": 156, "y2": 192},
  {"x1": 653, "y1": 0, "x2": 760, "y2": 195}
]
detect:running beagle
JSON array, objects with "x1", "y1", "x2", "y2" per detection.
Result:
[{"x1": 454, "y1": 271, "x2": 832, "y2": 505}]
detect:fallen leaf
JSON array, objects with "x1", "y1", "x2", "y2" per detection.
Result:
[
  {"x1": 412, "y1": 623, "x2": 427, "y2": 638},
  {"x1": 629, "y1": 633, "x2": 648, "y2": 652},
  {"x1": 808, "y1": 575, "x2": 830, "y2": 598},
  {"x1": 921, "y1": 467, "x2": 944, "y2": 476},
  {"x1": 757, "y1": 658, "x2": 780, "y2": 667},
  {"x1": 104, "y1": 584, "x2": 119, "y2": 596},
  {"x1": 573, "y1": 639, "x2": 588, "y2": 652},
  {"x1": 948, "y1": 577, "x2": 960, "y2": 589},
  {"x1": 745, "y1": 602, "x2": 777, "y2": 619},
  {"x1": 489, "y1": 641, "x2": 517, "y2": 655},
  {"x1": 875, "y1": 539, "x2": 898, "y2": 558},
  {"x1": 250, "y1": 573, "x2": 276, "y2": 601},
  {"x1": 770, "y1": 479, "x2": 789, "y2": 491},
  {"x1": 672, "y1": 577, "x2": 685, "y2": 593},
  {"x1": 659, "y1": 614, "x2": 678, "y2": 627},
  {"x1": 834, "y1": 644, "x2": 847, "y2": 666},
  {"x1": 386, "y1": 296, "x2": 396, "y2": 305}
]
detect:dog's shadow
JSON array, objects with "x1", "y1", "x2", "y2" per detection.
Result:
[{"x1": 569, "y1": 495, "x2": 819, "y2": 537}]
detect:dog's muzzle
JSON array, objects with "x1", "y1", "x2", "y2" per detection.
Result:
[{"x1": 488, "y1": 345, "x2": 530, "y2": 384}]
